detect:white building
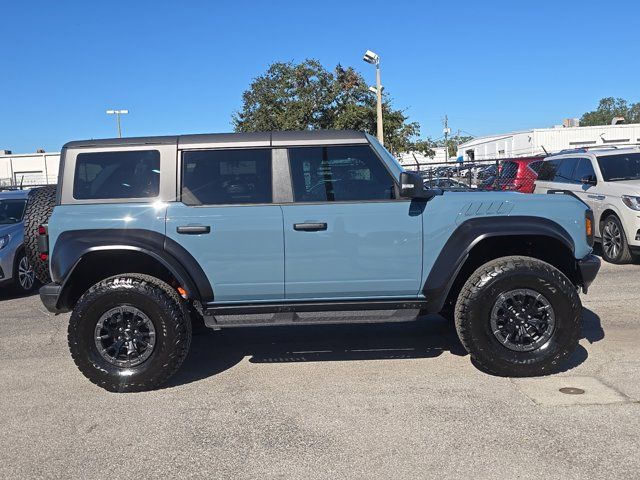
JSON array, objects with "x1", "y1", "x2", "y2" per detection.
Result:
[
  {"x1": 457, "y1": 123, "x2": 640, "y2": 162},
  {"x1": 398, "y1": 147, "x2": 448, "y2": 170},
  {"x1": 0, "y1": 151, "x2": 60, "y2": 188}
]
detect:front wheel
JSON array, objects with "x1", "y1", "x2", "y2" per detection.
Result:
[
  {"x1": 601, "y1": 214, "x2": 633, "y2": 264},
  {"x1": 68, "y1": 274, "x2": 192, "y2": 392},
  {"x1": 455, "y1": 256, "x2": 581, "y2": 377},
  {"x1": 13, "y1": 252, "x2": 37, "y2": 293}
]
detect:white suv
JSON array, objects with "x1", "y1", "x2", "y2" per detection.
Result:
[{"x1": 534, "y1": 147, "x2": 640, "y2": 264}]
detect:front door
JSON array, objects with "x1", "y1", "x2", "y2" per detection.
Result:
[
  {"x1": 282, "y1": 145, "x2": 423, "y2": 300},
  {"x1": 165, "y1": 148, "x2": 284, "y2": 303}
]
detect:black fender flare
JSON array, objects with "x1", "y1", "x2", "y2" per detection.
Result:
[
  {"x1": 422, "y1": 216, "x2": 576, "y2": 313},
  {"x1": 50, "y1": 229, "x2": 213, "y2": 304}
]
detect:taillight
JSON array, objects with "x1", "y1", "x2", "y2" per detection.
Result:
[{"x1": 37, "y1": 224, "x2": 49, "y2": 261}]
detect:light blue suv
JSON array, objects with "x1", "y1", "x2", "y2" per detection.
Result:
[{"x1": 28, "y1": 131, "x2": 600, "y2": 392}]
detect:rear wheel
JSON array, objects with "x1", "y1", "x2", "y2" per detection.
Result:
[
  {"x1": 23, "y1": 185, "x2": 57, "y2": 283},
  {"x1": 68, "y1": 274, "x2": 192, "y2": 392},
  {"x1": 601, "y1": 214, "x2": 633, "y2": 264},
  {"x1": 455, "y1": 256, "x2": 581, "y2": 377}
]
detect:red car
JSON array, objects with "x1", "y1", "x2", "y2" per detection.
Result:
[{"x1": 493, "y1": 156, "x2": 544, "y2": 193}]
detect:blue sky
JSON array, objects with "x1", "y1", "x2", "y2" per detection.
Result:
[{"x1": 2, "y1": 0, "x2": 638, "y2": 153}]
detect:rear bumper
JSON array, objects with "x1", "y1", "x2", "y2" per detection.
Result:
[
  {"x1": 39, "y1": 282, "x2": 66, "y2": 314},
  {"x1": 577, "y1": 254, "x2": 600, "y2": 293}
]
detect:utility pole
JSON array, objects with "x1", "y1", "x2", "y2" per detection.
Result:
[
  {"x1": 443, "y1": 115, "x2": 451, "y2": 163},
  {"x1": 363, "y1": 50, "x2": 384, "y2": 145}
]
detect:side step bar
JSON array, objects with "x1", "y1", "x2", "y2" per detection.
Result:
[
  {"x1": 204, "y1": 299, "x2": 429, "y2": 316},
  {"x1": 203, "y1": 299, "x2": 429, "y2": 329}
]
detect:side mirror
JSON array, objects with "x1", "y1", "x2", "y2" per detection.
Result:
[
  {"x1": 581, "y1": 175, "x2": 597, "y2": 186},
  {"x1": 400, "y1": 171, "x2": 430, "y2": 199}
]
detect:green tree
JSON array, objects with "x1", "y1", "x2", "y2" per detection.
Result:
[
  {"x1": 580, "y1": 97, "x2": 640, "y2": 126},
  {"x1": 233, "y1": 59, "x2": 423, "y2": 153}
]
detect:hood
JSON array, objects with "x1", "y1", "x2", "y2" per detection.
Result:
[
  {"x1": 0, "y1": 221, "x2": 24, "y2": 237},
  {"x1": 599, "y1": 180, "x2": 640, "y2": 197}
]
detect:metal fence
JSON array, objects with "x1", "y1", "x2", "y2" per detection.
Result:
[{"x1": 404, "y1": 156, "x2": 545, "y2": 193}]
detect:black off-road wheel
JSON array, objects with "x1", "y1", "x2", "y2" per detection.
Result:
[
  {"x1": 454, "y1": 256, "x2": 581, "y2": 377},
  {"x1": 68, "y1": 274, "x2": 192, "y2": 392},
  {"x1": 601, "y1": 214, "x2": 633, "y2": 264},
  {"x1": 23, "y1": 185, "x2": 57, "y2": 283}
]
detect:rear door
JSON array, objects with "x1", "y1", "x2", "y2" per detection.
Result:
[
  {"x1": 281, "y1": 144, "x2": 423, "y2": 300},
  {"x1": 165, "y1": 148, "x2": 284, "y2": 303}
]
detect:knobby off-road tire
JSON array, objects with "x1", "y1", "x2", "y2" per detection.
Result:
[
  {"x1": 68, "y1": 274, "x2": 192, "y2": 392},
  {"x1": 454, "y1": 256, "x2": 581, "y2": 377},
  {"x1": 601, "y1": 214, "x2": 634, "y2": 264},
  {"x1": 23, "y1": 185, "x2": 57, "y2": 283}
]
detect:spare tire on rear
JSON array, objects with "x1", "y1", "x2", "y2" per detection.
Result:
[{"x1": 24, "y1": 185, "x2": 57, "y2": 284}]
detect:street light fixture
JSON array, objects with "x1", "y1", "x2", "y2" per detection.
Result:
[
  {"x1": 106, "y1": 109, "x2": 129, "y2": 138},
  {"x1": 363, "y1": 50, "x2": 384, "y2": 145}
]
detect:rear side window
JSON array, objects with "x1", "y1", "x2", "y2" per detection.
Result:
[
  {"x1": 74, "y1": 150, "x2": 160, "y2": 200},
  {"x1": 181, "y1": 149, "x2": 272, "y2": 205},
  {"x1": 529, "y1": 161, "x2": 542, "y2": 174},
  {"x1": 537, "y1": 159, "x2": 560, "y2": 181},
  {"x1": 288, "y1": 145, "x2": 395, "y2": 202}
]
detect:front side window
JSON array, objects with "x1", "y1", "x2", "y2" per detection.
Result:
[
  {"x1": 597, "y1": 153, "x2": 640, "y2": 181},
  {"x1": 572, "y1": 158, "x2": 596, "y2": 182},
  {"x1": 182, "y1": 149, "x2": 272, "y2": 205},
  {"x1": 0, "y1": 199, "x2": 27, "y2": 224},
  {"x1": 553, "y1": 158, "x2": 578, "y2": 183},
  {"x1": 74, "y1": 150, "x2": 160, "y2": 200},
  {"x1": 289, "y1": 145, "x2": 396, "y2": 202}
]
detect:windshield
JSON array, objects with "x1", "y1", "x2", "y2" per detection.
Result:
[
  {"x1": 366, "y1": 133, "x2": 404, "y2": 180},
  {"x1": 597, "y1": 153, "x2": 640, "y2": 181},
  {"x1": 0, "y1": 199, "x2": 27, "y2": 224}
]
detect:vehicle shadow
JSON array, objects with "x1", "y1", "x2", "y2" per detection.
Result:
[
  {"x1": 0, "y1": 286, "x2": 40, "y2": 301},
  {"x1": 166, "y1": 307, "x2": 602, "y2": 388},
  {"x1": 592, "y1": 243, "x2": 640, "y2": 265},
  {"x1": 165, "y1": 313, "x2": 466, "y2": 389}
]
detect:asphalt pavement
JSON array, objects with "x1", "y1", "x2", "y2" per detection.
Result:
[{"x1": 0, "y1": 258, "x2": 638, "y2": 479}]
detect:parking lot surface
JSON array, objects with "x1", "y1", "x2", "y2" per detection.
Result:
[{"x1": 1, "y1": 259, "x2": 639, "y2": 479}]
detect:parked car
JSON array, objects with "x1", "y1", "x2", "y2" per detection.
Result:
[
  {"x1": 534, "y1": 147, "x2": 640, "y2": 263},
  {"x1": 27, "y1": 130, "x2": 599, "y2": 392},
  {"x1": 493, "y1": 157, "x2": 544, "y2": 193},
  {"x1": 476, "y1": 164, "x2": 498, "y2": 180},
  {"x1": 0, "y1": 189, "x2": 37, "y2": 293},
  {"x1": 424, "y1": 177, "x2": 475, "y2": 190}
]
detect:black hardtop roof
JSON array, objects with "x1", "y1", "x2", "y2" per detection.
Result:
[{"x1": 63, "y1": 130, "x2": 369, "y2": 149}]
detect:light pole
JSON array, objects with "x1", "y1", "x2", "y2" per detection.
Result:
[
  {"x1": 363, "y1": 50, "x2": 384, "y2": 145},
  {"x1": 106, "y1": 109, "x2": 129, "y2": 138}
]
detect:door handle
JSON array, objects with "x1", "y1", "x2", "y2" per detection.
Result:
[
  {"x1": 177, "y1": 225, "x2": 211, "y2": 234},
  {"x1": 293, "y1": 222, "x2": 327, "y2": 232}
]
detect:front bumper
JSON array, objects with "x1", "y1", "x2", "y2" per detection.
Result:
[
  {"x1": 40, "y1": 282, "x2": 66, "y2": 314},
  {"x1": 577, "y1": 254, "x2": 601, "y2": 293}
]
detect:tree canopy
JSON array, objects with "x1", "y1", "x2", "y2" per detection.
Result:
[
  {"x1": 580, "y1": 97, "x2": 640, "y2": 126},
  {"x1": 233, "y1": 59, "x2": 429, "y2": 154}
]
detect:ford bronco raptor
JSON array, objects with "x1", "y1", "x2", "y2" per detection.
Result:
[{"x1": 26, "y1": 130, "x2": 600, "y2": 392}]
